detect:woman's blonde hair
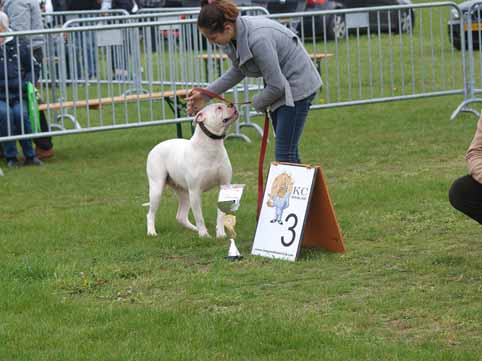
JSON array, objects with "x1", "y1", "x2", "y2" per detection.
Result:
[{"x1": 198, "y1": 0, "x2": 240, "y2": 34}]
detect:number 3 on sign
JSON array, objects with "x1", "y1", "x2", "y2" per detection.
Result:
[{"x1": 281, "y1": 213, "x2": 298, "y2": 247}]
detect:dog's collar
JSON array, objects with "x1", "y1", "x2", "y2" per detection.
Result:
[{"x1": 198, "y1": 121, "x2": 226, "y2": 140}]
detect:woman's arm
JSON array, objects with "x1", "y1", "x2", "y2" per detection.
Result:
[
  {"x1": 466, "y1": 115, "x2": 482, "y2": 184},
  {"x1": 206, "y1": 66, "x2": 245, "y2": 96}
]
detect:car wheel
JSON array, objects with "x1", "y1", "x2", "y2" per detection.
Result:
[{"x1": 326, "y1": 14, "x2": 346, "y2": 40}]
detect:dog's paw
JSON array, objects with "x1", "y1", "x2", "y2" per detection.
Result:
[
  {"x1": 216, "y1": 231, "x2": 227, "y2": 239},
  {"x1": 147, "y1": 229, "x2": 158, "y2": 237},
  {"x1": 198, "y1": 230, "x2": 211, "y2": 238}
]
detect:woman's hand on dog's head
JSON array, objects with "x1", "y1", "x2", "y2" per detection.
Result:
[{"x1": 187, "y1": 89, "x2": 209, "y2": 116}]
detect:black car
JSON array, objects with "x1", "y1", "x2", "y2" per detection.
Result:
[
  {"x1": 302, "y1": 0, "x2": 415, "y2": 40},
  {"x1": 448, "y1": 0, "x2": 481, "y2": 50},
  {"x1": 146, "y1": 0, "x2": 414, "y2": 41},
  {"x1": 150, "y1": 0, "x2": 306, "y2": 10}
]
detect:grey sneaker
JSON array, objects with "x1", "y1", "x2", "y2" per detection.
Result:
[
  {"x1": 24, "y1": 157, "x2": 43, "y2": 166},
  {"x1": 7, "y1": 158, "x2": 20, "y2": 168}
]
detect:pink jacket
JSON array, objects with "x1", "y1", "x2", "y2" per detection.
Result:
[{"x1": 465, "y1": 114, "x2": 482, "y2": 184}]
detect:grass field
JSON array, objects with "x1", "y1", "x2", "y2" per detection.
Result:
[
  {"x1": 1, "y1": 93, "x2": 482, "y2": 360},
  {"x1": 2, "y1": 0, "x2": 482, "y2": 360}
]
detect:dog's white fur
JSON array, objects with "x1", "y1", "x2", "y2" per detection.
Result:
[{"x1": 146, "y1": 103, "x2": 238, "y2": 238}]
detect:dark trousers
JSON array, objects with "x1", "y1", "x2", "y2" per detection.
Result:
[
  {"x1": 449, "y1": 175, "x2": 482, "y2": 225},
  {"x1": 269, "y1": 93, "x2": 316, "y2": 163}
]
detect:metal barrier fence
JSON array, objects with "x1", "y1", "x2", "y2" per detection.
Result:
[
  {"x1": 57, "y1": 7, "x2": 269, "y2": 140},
  {"x1": 0, "y1": 2, "x2": 470, "y2": 146},
  {"x1": 41, "y1": 9, "x2": 130, "y2": 28},
  {"x1": 450, "y1": 0, "x2": 482, "y2": 120},
  {"x1": 273, "y1": 2, "x2": 464, "y2": 110}
]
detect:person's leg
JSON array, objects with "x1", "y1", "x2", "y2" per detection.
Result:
[
  {"x1": 449, "y1": 174, "x2": 482, "y2": 225},
  {"x1": 0, "y1": 100, "x2": 19, "y2": 161},
  {"x1": 11, "y1": 101, "x2": 36, "y2": 160},
  {"x1": 87, "y1": 32, "x2": 97, "y2": 78},
  {"x1": 270, "y1": 93, "x2": 316, "y2": 163}
]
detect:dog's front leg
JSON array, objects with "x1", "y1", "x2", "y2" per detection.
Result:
[{"x1": 188, "y1": 188, "x2": 210, "y2": 238}]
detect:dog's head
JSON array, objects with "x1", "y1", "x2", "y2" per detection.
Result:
[{"x1": 194, "y1": 103, "x2": 239, "y2": 139}]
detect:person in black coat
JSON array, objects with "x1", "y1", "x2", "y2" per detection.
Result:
[
  {"x1": 51, "y1": 0, "x2": 69, "y2": 11},
  {"x1": 111, "y1": 0, "x2": 135, "y2": 13},
  {"x1": 67, "y1": 0, "x2": 101, "y2": 11},
  {"x1": 0, "y1": 12, "x2": 42, "y2": 167}
]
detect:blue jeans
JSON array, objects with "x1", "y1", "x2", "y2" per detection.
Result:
[
  {"x1": 0, "y1": 99, "x2": 35, "y2": 160},
  {"x1": 270, "y1": 93, "x2": 316, "y2": 163}
]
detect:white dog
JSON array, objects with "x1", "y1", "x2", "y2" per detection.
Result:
[{"x1": 146, "y1": 103, "x2": 238, "y2": 238}]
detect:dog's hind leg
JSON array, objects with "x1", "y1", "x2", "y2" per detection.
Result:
[
  {"x1": 174, "y1": 187, "x2": 198, "y2": 232},
  {"x1": 146, "y1": 176, "x2": 166, "y2": 236}
]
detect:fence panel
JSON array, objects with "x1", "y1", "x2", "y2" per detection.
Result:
[
  {"x1": 450, "y1": 0, "x2": 482, "y2": 120},
  {"x1": 0, "y1": 2, "x2": 468, "y2": 145},
  {"x1": 41, "y1": 9, "x2": 130, "y2": 29},
  {"x1": 267, "y1": 2, "x2": 464, "y2": 110}
]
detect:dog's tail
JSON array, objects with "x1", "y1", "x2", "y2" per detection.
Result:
[{"x1": 142, "y1": 202, "x2": 150, "y2": 207}]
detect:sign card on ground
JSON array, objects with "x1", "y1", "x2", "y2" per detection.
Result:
[
  {"x1": 251, "y1": 162, "x2": 345, "y2": 261},
  {"x1": 252, "y1": 163, "x2": 316, "y2": 261}
]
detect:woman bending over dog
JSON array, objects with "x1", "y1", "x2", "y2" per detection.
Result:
[{"x1": 187, "y1": 0, "x2": 322, "y2": 164}]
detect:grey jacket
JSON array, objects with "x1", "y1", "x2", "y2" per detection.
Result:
[
  {"x1": 3, "y1": 0, "x2": 44, "y2": 49},
  {"x1": 207, "y1": 16, "x2": 322, "y2": 112}
]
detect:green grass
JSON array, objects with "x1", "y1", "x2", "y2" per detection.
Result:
[
  {"x1": 1, "y1": 94, "x2": 482, "y2": 360},
  {"x1": 2, "y1": 1, "x2": 482, "y2": 359}
]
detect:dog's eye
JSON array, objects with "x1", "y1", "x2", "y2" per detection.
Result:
[{"x1": 217, "y1": 106, "x2": 222, "y2": 110}]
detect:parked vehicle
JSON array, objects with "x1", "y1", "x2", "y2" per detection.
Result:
[
  {"x1": 303, "y1": 0, "x2": 415, "y2": 40},
  {"x1": 148, "y1": 0, "x2": 414, "y2": 41},
  {"x1": 153, "y1": 0, "x2": 305, "y2": 10},
  {"x1": 448, "y1": 0, "x2": 481, "y2": 50},
  {"x1": 151, "y1": 0, "x2": 307, "y2": 48}
]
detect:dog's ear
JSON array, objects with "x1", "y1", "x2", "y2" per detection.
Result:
[{"x1": 194, "y1": 111, "x2": 205, "y2": 124}]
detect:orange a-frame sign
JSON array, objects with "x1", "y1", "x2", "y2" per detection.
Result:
[{"x1": 301, "y1": 165, "x2": 345, "y2": 253}]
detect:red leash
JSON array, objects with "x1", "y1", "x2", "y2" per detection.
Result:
[
  {"x1": 257, "y1": 112, "x2": 269, "y2": 220},
  {"x1": 188, "y1": 88, "x2": 269, "y2": 220}
]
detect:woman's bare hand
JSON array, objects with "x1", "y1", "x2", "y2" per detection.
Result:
[{"x1": 187, "y1": 89, "x2": 209, "y2": 116}]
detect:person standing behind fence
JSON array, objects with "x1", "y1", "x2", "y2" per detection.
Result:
[
  {"x1": 137, "y1": 0, "x2": 163, "y2": 52},
  {"x1": 449, "y1": 114, "x2": 482, "y2": 226},
  {"x1": 66, "y1": 0, "x2": 101, "y2": 79},
  {"x1": 51, "y1": 0, "x2": 69, "y2": 11},
  {"x1": 3, "y1": 0, "x2": 44, "y2": 63},
  {"x1": 187, "y1": 0, "x2": 322, "y2": 164},
  {"x1": 0, "y1": 12, "x2": 42, "y2": 168},
  {"x1": 111, "y1": 0, "x2": 137, "y2": 14},
  {"x1": 3, "y1": 0, "x2": 55, "y2": 160}
]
